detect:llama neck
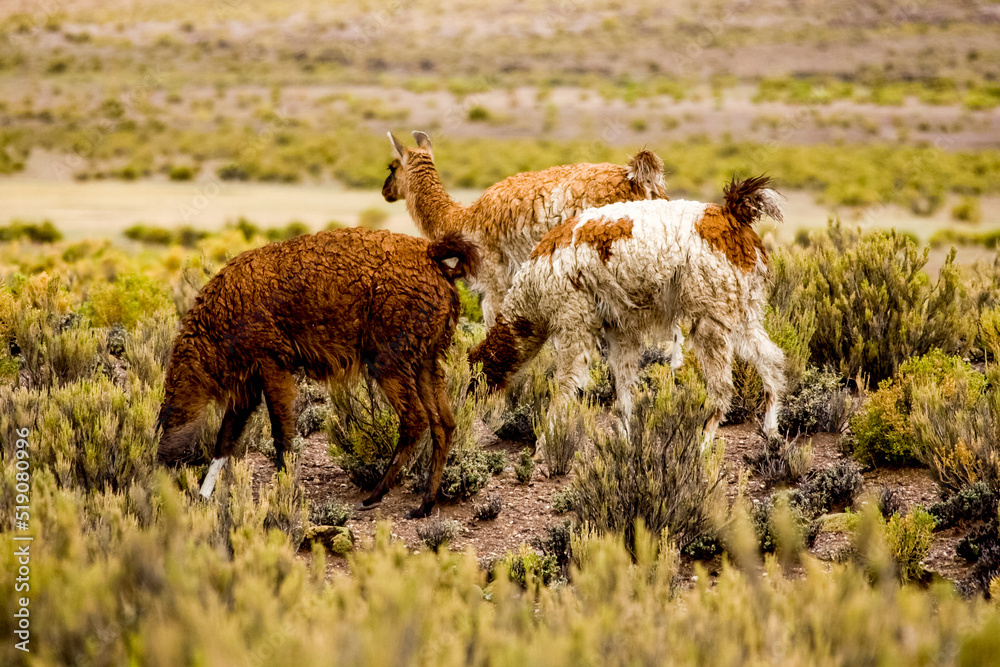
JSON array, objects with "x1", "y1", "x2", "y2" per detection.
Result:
[{"x1": 405, "y1": 157, "x2": 465, "y2": 237}]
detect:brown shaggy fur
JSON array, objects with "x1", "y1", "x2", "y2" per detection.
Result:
[
  {"x1": 384, "y1": 131, "x2": 667, "y2": 324},
  {"x1": 157, "y1": 228, "x2": 480, "y2": 518},
  {"x1": 467, "y1": 315, "x2": 545, "y2": 389}
]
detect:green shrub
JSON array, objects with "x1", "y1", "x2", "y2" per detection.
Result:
[
  {"x1": 572, "y1": 367, "x2": 724, "y2": 552},
  {"x1": 84, "y1": 273, "x2": 174, "y2": 331},
  {"x1": 310, "y1": 499, "x2": 353, "y2": 527},
  {"x1": 266, "y1": 221, "x2": 310, "y2": 241},
  {"x1": 436, "y1": 448, "x2": 502, "y2": 500},
  {"x1": 417, "y1": 518, "x2": 460, "y2": 551},
  {"x1": 979, "y1": 307, "x2": 1000, "y2": 361},
  {"x1": 473, "y1": 493, "x2": 503, "y2": 521},
  {"x1": 261, "y1": 459, "x2": 310, "y2": 550},
  {"x1": 799, "y1": 225, "x2": 975, "y2": 385},
  {"x1": 750, "y1": 492, "x2": 821, "y2": 554},
  {"x1": 849, "y1": 350, "x2": 985, "y2": 468},
  {"x1": 744, "y1": 435, "x2": 813, "y2": 486},
  {"x1": 467, "y1": 104, "x2": 491, "y2": 122},
  {"x1": 928, "y1": 483, "x2": 998, "y2": 529},
  {"x1": 534, "y1": 397, "x2": 594, "y2": 476},
  {"x1": 551, "y1": 485, "x2": 579, "y2": 514},
  {"x1": 456, "y1": 279, "x2": 482, "y2": 322},
  {"x1": 357, "y1": 207, "x2": 389, "y2": 229},
  {"x1": 910, "y1": 372, "x2": 1000, "y2": 493},
  {"x1": 124, "y1": 224, "x2": 173, "y2": 245},
  {"x1": 952, "y1": 197, "x2": 983, "y2": 224},
  {"x1": 884, "y1": 507, "x2": 936, "y2": 583},
  {"x1": 0, "y1": 219, "x2": 63, "y2": 243},
  {"x1": 168, "y1": 164, "x2": 197, "y2": 181},
  {"x1": 501, "y1": 545, "x2": 560, "y2": 589},
  {"x1": 779, "y1": 366, "x2": 854, "y2": 436},
  {"x1": 0, "y1": 374, "x2": 160, "y2": 493},
  {"x1": 793, "y1": 460, "x2": 864, "y2": 516},
  {"x1": 326, "y1": 379, "x2": 399, "y2": 490},
  {"x1": 514, "y1": 448, "x2": 535, "y2": 484}
]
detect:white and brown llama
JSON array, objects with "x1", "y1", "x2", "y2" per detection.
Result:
[
  {"x1": 382, "y1": 131, "x2": 688, "y2": 365},
  {"x1": 468, "y1": 175, "x2": 786, "y2": 443}
]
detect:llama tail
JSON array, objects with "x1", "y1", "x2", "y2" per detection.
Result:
[
  {"x1": 626, "y1": 149, "x2": 668, "y2": 199},
  {"x1": 723, "y1": 175, "x2": 785, "y2": 227},
  {"x1": 428, "y1": 231, "x2": 481, "y2": 282},
  {"x1": 156, "y1": 358, "x2": 212, "y2": 467}
]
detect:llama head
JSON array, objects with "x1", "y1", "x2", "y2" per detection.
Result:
[
  {"x1": 468, "y1": 316, "x2": 545, "y2": 390},
  {"x1": 382, "y1": 131, "x2": 435, "y2": 203}
]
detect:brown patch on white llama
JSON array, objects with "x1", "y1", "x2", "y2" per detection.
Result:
[
  {"x1": 695, "y1": 175, "x2": 783, "y2": 273},
  {"x1": 694, "y1": 204, "x2": 767, "y2": 273},
  {"x1": 574, "y1": 216, "x2": 634, "y2": 264},
  {"x1": 530, "y1": 216, "x2": 634, "y2": 265},
  {"x1": 528, "y1": 217, "x2": 578, "y2": 262}
]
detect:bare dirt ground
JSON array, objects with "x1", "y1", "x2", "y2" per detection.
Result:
[{"x1": 244, "y1": 419, "x2": 972, "y2": 586}]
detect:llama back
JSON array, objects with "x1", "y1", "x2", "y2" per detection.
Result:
[
  {"x1": 472, "y1": 158, "x2": 666, "y2": 261},
  {"x1": 517, "y1": 197, "x2": 771, "y2": 328}
]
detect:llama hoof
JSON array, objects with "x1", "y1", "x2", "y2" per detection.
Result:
[
  {"x1": 354, "y1": 500, "x2": 381, "y2": 512},
  {"x1": 405, "y1": 505, "x2": 433, "y2": 520}
]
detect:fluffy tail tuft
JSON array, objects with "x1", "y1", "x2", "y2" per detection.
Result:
[
  {"x1": 723, "y1": 175, "x2": 785, "y2": 227},
  {"x1": 626, "y1": 149, "x2": 668, "y2": 199},
  {"x1": 428, "y1": 232, "x2": 481, "y2": 281}
]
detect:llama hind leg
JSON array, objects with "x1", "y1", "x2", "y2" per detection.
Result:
[
  {"x1": 735, "y1": 325, "x2": 786, "y2": 436},
  {"x1": 671, "y1": 323, "x2": 685, "y2": 371},
  {"x1": 361, "y1": 370, "x2": 428, "y2": 509},
  {"x1": 409, "y1": 362, "x2": 456, "y2": 519},
  {"x1": 688, "y1": 319, "x2": 735, "y2": 449}
]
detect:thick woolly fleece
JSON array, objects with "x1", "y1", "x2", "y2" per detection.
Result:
[
  {"x1": 157, "y1": 227, "x2": 480, "y2": 517},
  {"x1": 383, "y1": 132, "x2": 668, "y2": 326},
  {"x1": 469, "y1": 177, "x2": 786, "y2": 443}
]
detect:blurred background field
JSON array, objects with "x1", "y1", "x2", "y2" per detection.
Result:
[{"x1": 0, "y1": 0, "x2": 999, "y2": 245}]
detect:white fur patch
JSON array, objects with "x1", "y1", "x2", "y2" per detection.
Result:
[
  {"x1": 199, "y1": 457, "x2": 227, "y2": 498},
  {"x1": 442, "y1": 256, "x2": 460, "y2": 269}
]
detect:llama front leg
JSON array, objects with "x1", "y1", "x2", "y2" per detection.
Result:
[
  {"x1": 262, "y1": 366, "x2": 299, "y2": 471},
  {"x1": 671, "y1": 323, "x2": 685, "y2": 371},
  {"x1": 201, "y1": 387, "x2": 263, "y2": 498},
  {"x1": 688, "y1": 320, "x2": 735, "y2": 449},
  {"x1": 605, "y1": 329, "x2": 643, "y2": 425}
]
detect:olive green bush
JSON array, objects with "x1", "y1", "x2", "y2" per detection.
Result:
[
  {"x1": 573, "y1": 367, "x2": 724, "y2": 552},
  {"x1": 849, "y1": 350, "x2": 985, "y2": 468},
  {"x1": 910, "y1": 366, "x2": 1000, "y2": 493},
  {"x1": 803, "y1": 227, "x2": 975, "y2": 385},
  {"x1": 534, "y1": 394, "x2": 596, "y2": 476}
]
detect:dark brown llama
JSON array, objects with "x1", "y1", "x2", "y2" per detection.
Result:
[{"x1": 157, "y1": 227, "x2": 480, "y2": 518}]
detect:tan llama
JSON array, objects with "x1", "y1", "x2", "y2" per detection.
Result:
[{"x1": 383, "y1": 131, "x2": 669, "y2": 327}]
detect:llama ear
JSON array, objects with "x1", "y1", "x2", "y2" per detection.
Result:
[
  {"x1": 388, "y1": 132, "x2": 406, "y2": 163},
  {"x1": 412, "y1": 130, "x2": 433, "y2": 155}
]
